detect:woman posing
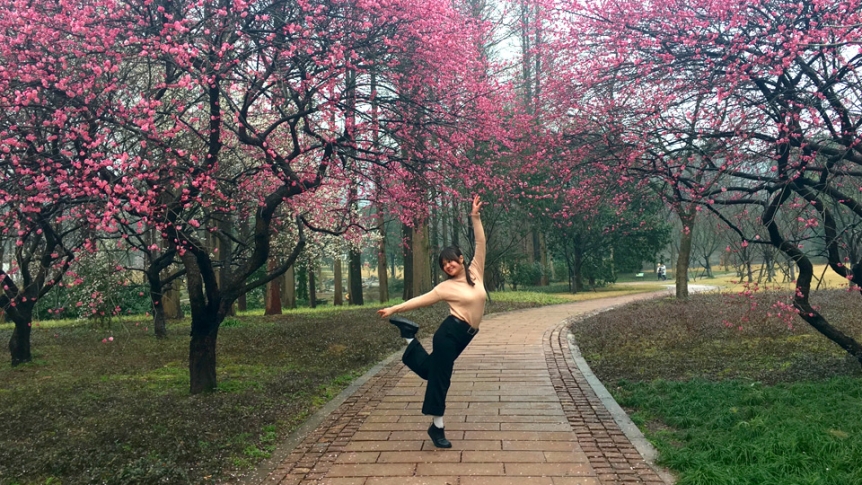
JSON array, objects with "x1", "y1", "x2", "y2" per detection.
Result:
[{"x1": 378, "y1": 195, "x2": 486, "y2": 448}]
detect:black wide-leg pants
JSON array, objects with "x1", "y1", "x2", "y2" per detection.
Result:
[{"x1": 401, "y1": 315, "x2": 478, "y2": 416}]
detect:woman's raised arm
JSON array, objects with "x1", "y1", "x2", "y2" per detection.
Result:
[{"x1": 469, "y1": 195, "x2": 486, "y2": 277}]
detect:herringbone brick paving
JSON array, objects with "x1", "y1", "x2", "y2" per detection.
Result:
[{"x1": 258, "y1": 293, "x2": 671, "y2": 485}]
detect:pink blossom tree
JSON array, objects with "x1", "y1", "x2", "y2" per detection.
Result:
[
  {"x1": 0, "y1": 0, "x2": 128, "y2": 365},
  {"x1": 100, "y1": 0, "x2": 515, "y2": 393},
  {"x1": 544, "y1": 0, "x2": 862, "y2": 363},
  {"x1": 1, "y1": 0, "x2": 539, "y2": 386}
]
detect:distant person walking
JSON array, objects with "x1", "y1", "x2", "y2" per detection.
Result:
[
  {"x1": 658, "y1": 263, "x2": 667, "y2": 281},
  {"x1": 378, "y1": 195, "x2": 486, "y2": 448}
]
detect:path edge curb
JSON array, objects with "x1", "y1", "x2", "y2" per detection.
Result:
[{"x1": 565, "y1": 308, "x2": 678, "y2": 485}]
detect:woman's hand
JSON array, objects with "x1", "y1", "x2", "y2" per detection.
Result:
[
  {"x1": 377, "y1": 307, "x2": 395, "y2": 318},
  {"x1": 471, "y1": 195, "x2": 484, "y2": 216}
]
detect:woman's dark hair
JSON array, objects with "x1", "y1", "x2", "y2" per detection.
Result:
[{"x1": 438, "y1": 246, "x2": 475, "y2": 286}]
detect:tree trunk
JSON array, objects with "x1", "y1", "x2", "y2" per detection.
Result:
[
  {"x1": 189, "y1": 325, "x2": 219, "y2": 394},
  {"x1": 371, "y1": 71, "x2": 389, "y2": 303},
  {"x1": 162, "y1": 280, "x2": 183, "y2": 319},
  {"x1": 540, "y1": 232, "x2": 550, "y2": 286},
  {"x1": 485, "y1": 262, "x2": 503, "y2": 292},
  {"x1": 431, "y1": 210, "x2": 440, "y2": 286},
  {"x1": 9, "y1": 315, "x2": 33, "y2": 366},
  {"x1": 788, "y1": 256, "x2": 796, "y2": 282},
  {"x1": 413, "y1": 223, "x2": 432, "y2": 295},
  {"x1": 440, "y1": 201, "x2": 450, "y2": 247},
  {"x1": 236, "y1": 218, "x2": 251, "y2": 312},
  {"x1": 349, "y1": 249, "x2": 363, "y2": 305},
  {"x1": 282, "y1": 265, "x2": 296, "y2": 309},
  {"x1": 573, "y1": 247, "x2": 584, "y2": 293},
  {"x1": 182, "y1": 248, "x2": 222, "y2": 394},
  {"x1": 309, "y1": 265, "x2": 317, "y2": 308},
  {"x1": 264, "y1": 258, "x2": 282, "y2": 315},
  {"x1": 217, "y1": 214, "x2": 235, "y2": 316},
  {"x1": 787, "y1": 252, "x2": 862, "y2": 365},
  {"x1": 703, "y1": 256, "x2": 713, "y2": 278},
  {"x1": 402, "y1": 223, "x2": 414, "y2": 300},
  {"x1": 675, "y1": 212, "x2": 695, "y2": 299},
  {"x1": 562, "y1": 245, "x2": 573, "y2": 292},
  {"x1": 766, "y1": 252, "x2": 776, "y2": 282},
  {"x1": 334, "y1": 258, "x2": 343, "y2": 305},
  {"x1": 152, "y1": 301, "x2": 168, "y2": 338},
  {"x1": 297, "y1": 265, "x2": 308, "y2": 301},
  {"x1": 451, "y1": 203, "x2": 461, "y2": 248},
  {"x1": 609, "y1": 247, "x2": 616, "y2": 282},
  {"x1": 377, "y1": 223, "x2": 389, "y2": 302},
  {"x1": 761, "y1": 185, "x2": 862, "y2": 366},
  {"x1": 526, "y1": 229, "x2": 536, "y2": 268},
  {"x1": 147, "y1": 270, "x2": 168, "y2": 338}
]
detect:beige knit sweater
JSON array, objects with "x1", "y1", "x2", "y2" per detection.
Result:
[{"x1": 389, "y1": 214, "x2": 486, "y2": 328}]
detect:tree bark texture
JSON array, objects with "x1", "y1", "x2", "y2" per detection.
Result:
[
  {"x1": 377, "y1": 228, "x2": 389, "y2": 302},
  {"x1": 762, "y1": 184, "x2": 862, "y2": 366},
  {"x1": 539, "y1": 232, "x2": 550, "y2": 286},
  {"x1": 412, "y1": 223, "x2": 432, "y2": 296},
  {"x1": 573, "y1": 246, "x2": 584, "y2": 293},
  {"x1": 349, "y1": 249, "x2": 363, "y2": 305},
  {"x1": 182, "y1": 252, "x2": 222, "y2": 394},
  {"x1": 147, "y1": 270, "x2": 168, "y2": 338},
  {"x1": 162, "y1": 280, "x2": 183, "y2": 319},
  {"x1": 282, "y1": 266, "x2": 296, "y2": 309},
  {"x1": 402, "y1": 223, "x2": 414, "y2": 300},
  {"x1": 9, "y1": 318, "x2": 32, "y2": 366},
  {"x1": 334, "y1": 258, "x2": 343, "y2": 305},
  {"x1": 675, "y1": 211, "x2": 695, "y2": 299},
  {"x1": 189, "y1": 325, "x2": 219, "y2": 394},
  {"x1": 309, "y1": 265, "x2": 317, "y2": 308},
  {"x1": 430, "y1": 211, "x2": 440, "y2": 286},
  {"x1": 264, "y1": 258, "x2": 282, "y2": 315}
]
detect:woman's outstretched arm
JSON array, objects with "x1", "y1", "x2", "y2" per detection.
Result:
[
  {"x1": 469, "y1": 195, "x2": 486, "y2": 278},
  {"x1": 377, "y1": 290, "x2": 442, "y2": 318}
]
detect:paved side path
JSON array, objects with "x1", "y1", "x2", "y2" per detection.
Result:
[{"x1": 258, "y1": 293, "x2": 670, "y2": 485}]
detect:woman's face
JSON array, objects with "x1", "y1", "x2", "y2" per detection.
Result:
[{"x1": 442, "y1": 256, "x2": 465, "y2": 278}]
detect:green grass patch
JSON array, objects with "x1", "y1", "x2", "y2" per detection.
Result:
[
  {"x1": 572, "y1": 290, "x2": 862, "y2": 484},
  {"x1": 489, "y1": 290, "x2": 570, "y2": 305},
  {"x1": 517, "y1": 282, "x2": 669, "y2": 302},
  {"x1": 615, "y1": 377, "x2": 862, "y2": 485}
]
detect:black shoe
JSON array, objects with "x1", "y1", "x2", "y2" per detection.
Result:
[
  {"x1": 390, "y1": 317, "x2": 419, "y2": 339},
  {"x1": 427, "y1": 423, "x2": 451, "y2": 448}
]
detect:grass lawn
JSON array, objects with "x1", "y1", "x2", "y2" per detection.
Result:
[
  {"x1": 713, "y1": 266, "x2": 850, "y2": 292},
  {"x1": 571, "y1": 290, "x2": 862, "y2": 485},
  {"x1": 659, "y1": 263, "x2": 852, "y2": 293},
  {"x1": 0, "y1": 292, "x2": 569, "y2": 485},
  {"x1": 520, "y1": 281, "x2": 670, "y2": 300}
]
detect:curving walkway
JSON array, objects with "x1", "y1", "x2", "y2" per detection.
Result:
[{"x1": 253, "y1": 292, "x2": 674, "y2": 485}]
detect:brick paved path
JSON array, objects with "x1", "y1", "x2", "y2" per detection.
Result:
[{"x1": 259, "y1": 293, "x2": 671, "y2": 485}]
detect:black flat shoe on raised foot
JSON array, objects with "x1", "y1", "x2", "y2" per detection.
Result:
[
  {"x1": 428, "y1": 424, "x2": 452, "y2": 448},
  {"x1": 390, "y1": 317, "x2": 419, "y2": 339}
]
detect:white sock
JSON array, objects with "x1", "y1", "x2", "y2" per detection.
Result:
[
  {"x1": 405, "y1": 338, "x2": 414, "y2": 344},
  {"x1": 433, "y1": 416, "x2": 444, "y2": 428}
]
